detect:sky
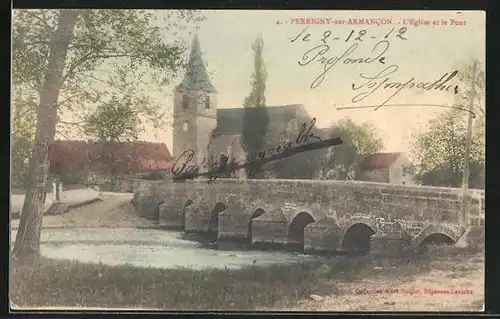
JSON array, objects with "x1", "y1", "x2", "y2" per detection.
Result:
[{"x1": 118, "y1": 10, "x2": 485, "y2": 154}]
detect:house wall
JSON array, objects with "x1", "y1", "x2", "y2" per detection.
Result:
[
  {"x1": 358, "y1": 154, "x2": 417, "y2": 186},
  {"x1": 389, "y1": 155, "x2": 416, "y2": 186},
  {"x1": 358, "y1": 168, "x2": 390, "y2": 183},
  {"x1": 208, "y1": 134, "x2": 246, "y2": 179}
]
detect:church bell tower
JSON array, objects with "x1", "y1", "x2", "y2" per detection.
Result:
[{"x1": 172, "y1": 34, "x2": 218, "y2": 165}]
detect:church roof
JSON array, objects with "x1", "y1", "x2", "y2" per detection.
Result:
[
  {"x1": 175, "y1": 34, "x2": 217, "y2": 93},
  {"x1": 213, "y1": 104, "x2": 307, "y2": 136}
]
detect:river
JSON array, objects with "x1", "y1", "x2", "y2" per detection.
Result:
[{"x1": 11, "y1": 227, "x2": 317, "y2": 270}]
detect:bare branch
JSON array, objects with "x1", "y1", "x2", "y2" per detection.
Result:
[
  {"x1": 62, "y1": 50, "x2": 98, "y2": 83},
  {"x1": 12, "y1": 105, "x2": 36, "y2": 119},
  {"x1": 12, "y1": 73, "x2": 43, "y2": 93},
  {"x1": 24, "y1": 10, "x2": 56, "y2": 32},
  {"x1": 58, "y1": 120, "x2": 86, "y2": 126},
  {"x1": 54, "y1": 130, "x2": 71, "y2": 140},
  {"x1": 77, "y1": 73, "x2": 145, "y2": 97},
  {"x1": 57, "y1": 118, "x2": 88, "y2": 140},
  {"x1": 63, "y1": 52, "x2": 154, "y2": 83}
]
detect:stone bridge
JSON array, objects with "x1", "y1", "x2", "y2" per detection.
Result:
[{"x1": 132, "y1": 179, "x2": 484, "y2": 254}]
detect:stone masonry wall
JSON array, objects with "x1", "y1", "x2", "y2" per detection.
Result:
[{"x1": 134, "y1": 178, "x2": 484, "y2": 252}]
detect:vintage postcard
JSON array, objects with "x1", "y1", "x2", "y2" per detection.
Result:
[{"x1": 10, "y1": 9, "x2": 485, "y2": 312}]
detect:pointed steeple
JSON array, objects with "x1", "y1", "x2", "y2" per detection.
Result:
[{"x1": 175, "y1": 34, "x2": 217, "y2": 93}]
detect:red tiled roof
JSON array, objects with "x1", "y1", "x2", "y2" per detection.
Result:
[
  {"x1": 49, "y1": 140, "x2": 173, "y2": 175},
  {"x1": 359, "y1": 152, "x2": 402, "y2": 171}
]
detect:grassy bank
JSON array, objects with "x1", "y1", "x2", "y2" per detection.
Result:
[{"x1": 10, "y1": 248, "x2": 482, "y2": 311}]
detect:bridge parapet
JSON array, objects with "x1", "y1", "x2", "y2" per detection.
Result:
[{"x1": 133, "y1": 178, "x2": 484, "y2": 253}]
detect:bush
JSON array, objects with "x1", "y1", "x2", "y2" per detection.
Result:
[
  {"x1": 465, "y1": 227, "x2": 485, "y2": 249},
  {"x1": 11, "y1": 136, "x2": 32, "y2": 189},
  {"x1": 137, "y1": 170, "x2": 171, "y2": 180}
]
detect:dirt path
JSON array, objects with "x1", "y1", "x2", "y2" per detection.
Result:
[
  {"x1": 282, "y1": 250, "x2": 484, "y2": 312},
  {"x1": 11, "y1": 193, "x2": 156, "y2": 230}
]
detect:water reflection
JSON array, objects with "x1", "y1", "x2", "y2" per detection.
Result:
[{"x1": 37, "y1": 228, "x2": 316, "y2": 270}]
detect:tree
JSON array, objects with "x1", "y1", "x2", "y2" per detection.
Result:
[
  {"x1": 408, "y1": 59, "x2": 485, "y2": 188},
  {"x1": 12, "y1": 9, "x2": 203, "y2": 261},
  {"x1": 409, "y1": 108, "x2": 485, "y2": 188},
  {"x1": 241, "y1": 33, "x2": 270, "y2": 179},
  {"x1": 80, "y1": 95, "x2": 142, "y2": 189},
  {"x1": 268, "y1": 118, "x2": 325, "y2": 179},
  {"x1": 319, "y1": 119, "x2": 384, "y2": 180},
  {"x1": 454, "y1": 58, "x2": 485, "y2": 117},
  {"x1": 415, "y1": 162, "x2": 484, "y2": 189},
  {"x1": 83, "y1": 95, "x2": 141, "y2": 142}
]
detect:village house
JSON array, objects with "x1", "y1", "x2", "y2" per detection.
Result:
[
  {"x1": 357, "y1": 152, "x2": 416, "y2": 185},
  {"x1": 48, "y1": 140, "x2": 173, "y2": 190}
]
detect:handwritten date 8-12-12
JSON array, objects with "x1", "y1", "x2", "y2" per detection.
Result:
[{"x1": 290, "y1": 26, "x2": 408, "y2": 44}]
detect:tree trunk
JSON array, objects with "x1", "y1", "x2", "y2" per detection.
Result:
[{"x1": 12, "y1": 10, "x2": 80, "y2": 261}]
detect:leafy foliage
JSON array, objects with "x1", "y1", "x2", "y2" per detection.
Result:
[
  {"x1": 137, "y1": 170, "x2": 171, "y2": 180},
  {"x1": 409, "y1": 59, "x2": 485, "y2": 188},
  {"x1": 11, "y1": 137, "x2": 33, "y2": 189},
  {"x1": 409, "y1": 109, "x2": 485, "y2": 188},
  {"x1": 241, "y1": 33, "x2": 270, "y2": 178},
  {"x1": 83, "y1": 95, "x2": 141, "y2": 142},
  {"x1": 242, "y1": 33, "x2": 267, "y2": 109},
  {"x1": 11, "y1": 87, "x2": 38, "y2": 188},
  {"x1": 319, "y1": 119, "x2": 384, "y2": 180},
  {"x1": 415, "y1": 162, "x2": 484, "y2": 189},
  {"x1": 267, "y1": 118, "x2": 325, "y2": 179},
  {"x1": 11, "y1": 9, "x2": 204, "y2": 258},
  {"x1": 454, "y1": 58, "x2": 485, "y2": 117},
  {"x1": 12, "y1": 9, "x2": 204, "y2": 140}
]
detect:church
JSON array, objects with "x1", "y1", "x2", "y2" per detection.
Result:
[{"x1": 171, "y1": 34, "x2": 322, "y2": 178}]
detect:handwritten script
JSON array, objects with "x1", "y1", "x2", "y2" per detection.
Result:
[
  {"x1": 172, "y1": 118, "x2": 343, "y2": 182},
  {"x1": 289, "y1": 26, "x2": 471, "y2": 115}
]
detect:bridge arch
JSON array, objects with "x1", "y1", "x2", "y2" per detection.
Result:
[
  {"x1": 339, "y1": 218, "x2": 378, "y2": 254},
  {"x1": 285, "y1": 205, "x2": 323, "y2": 224},
  {"x1": 287, "y1": 211, "x2": 316, "y2": 251},
  {"x1": 412, "y1": 224, "x2": 457, "y2": 252},
  {"x1": 340, "y1": 223, "x2": 376, "y2": 254}
]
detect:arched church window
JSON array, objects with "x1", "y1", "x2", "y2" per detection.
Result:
[
  {"x1": 183, "y1": 121, "x2": 189, "y2": 132},
  {"x1": 205, "y1": 95, "x2": 210, "y2": 109},
  {"x1": 182, "y1": 95, "x2": 189, "y2": 109}
]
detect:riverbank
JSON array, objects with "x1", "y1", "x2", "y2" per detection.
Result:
[
  {"x1": 10, "y1": 247, "x2": 483, "y2": 311},
  {"x1": 11, "y1": 188, "x2": 101, "y2": 219},
  {"x1": 10, "y1": 193, "x2": 155, "y2": 230}
]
